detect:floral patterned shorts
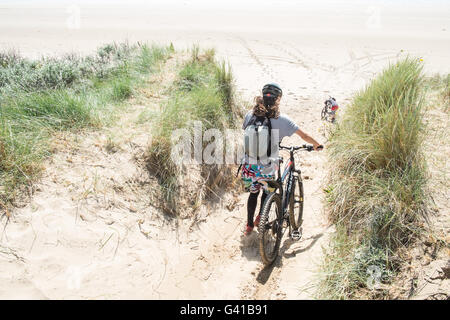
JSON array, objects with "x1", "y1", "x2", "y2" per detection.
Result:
[{"x1": 241, "y1": 164, "x2": 277, "y2": 194}]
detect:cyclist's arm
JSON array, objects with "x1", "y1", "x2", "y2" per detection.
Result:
[{"x1": 295, "y1": 129, "x2": 323, "y2": 150}]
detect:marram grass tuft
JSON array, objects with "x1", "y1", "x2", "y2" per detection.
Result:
[{"x1": 318, "y1": 58, "x2": 430, "y2": 299}]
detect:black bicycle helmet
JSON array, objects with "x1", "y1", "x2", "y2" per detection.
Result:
[{"x1": 262, "y1": 83, "x2": 282, "y2": 107}]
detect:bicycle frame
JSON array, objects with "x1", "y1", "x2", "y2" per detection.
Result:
[
  {"x1": 258, "y1": 143, "x2": 317, "y2": 264},
  {"x1": 259, "y1": 146, "x2": 301, "y2": 224}
]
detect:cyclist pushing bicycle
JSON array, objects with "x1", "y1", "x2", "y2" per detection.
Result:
[{"x1": 240, "y1": 83, "x2": 323, "y2": 237}]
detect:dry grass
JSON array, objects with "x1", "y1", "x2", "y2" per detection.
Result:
[
  {"x1": 318, "y1": 58, "x2": 431, "y2": 299},
  {"x1": 145, "y1": 46, "x2": 243, "y2": 217}
]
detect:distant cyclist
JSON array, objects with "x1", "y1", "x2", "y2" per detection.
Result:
[
  {"x1": 240, "y1": 83, "x2": 323, "y2": 236},
  {"x1": 321, "y1": 97, "x2": 339, "y2": 123}
]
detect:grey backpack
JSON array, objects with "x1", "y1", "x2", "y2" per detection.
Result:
[{"x1": 243, "y1": 115, "x2": 272, "y2": 164}]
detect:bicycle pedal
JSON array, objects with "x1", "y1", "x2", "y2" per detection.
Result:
[{"x1": 291, "y1": 230, "x2": 302, "y2": 241}]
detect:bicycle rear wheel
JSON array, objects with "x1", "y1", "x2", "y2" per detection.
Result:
[
  {"x1": 289, "y1": 175, "x2": 304, "y2": 230},
  {"x1": 258, "y1": 192, "x2": 282, "y2": 265}
]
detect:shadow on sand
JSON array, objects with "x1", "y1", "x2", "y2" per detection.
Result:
[
  {"x1": 249, "y1": 231, "x2": 325, "y2": 285},
  {"x1": 238, "y1": 226, "x2": 325, "y2": 285}
]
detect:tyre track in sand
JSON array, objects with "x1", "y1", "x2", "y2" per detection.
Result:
[{"x1": 235, "y1": 36, "x2": 278, "y2": 81}]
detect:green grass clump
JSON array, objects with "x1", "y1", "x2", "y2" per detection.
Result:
[
  {"x1": 318, "y1": 58, "x2": 430, "y2": 299},
  {"x1": 111, "y1": 78, "x2": 133, "y2": 102},
  {"x1": 146, "y1": 47, "x2": 241, "y2": 215},
  {"x1": 0, "y1": 43, "x2": 132, "y2": 94},
  {"x1": 0, "y1": 42, "x2": 171, "y2": 204}
]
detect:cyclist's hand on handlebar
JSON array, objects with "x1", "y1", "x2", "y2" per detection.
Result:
[{"x1": 313, "y1": 144, "x2": 324, "y2": 151}]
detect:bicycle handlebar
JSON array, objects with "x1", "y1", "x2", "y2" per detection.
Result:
[{"x1": 279, "y1": 143, "x2": 323, "y2": 152}]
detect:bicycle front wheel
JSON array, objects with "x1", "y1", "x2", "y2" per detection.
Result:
[
  {"x1": 258, "y1": 192, "x2": 282, "y2": 266},
  {"x1": 289, "y1": 175, "x2": 304, "y2": 230}
]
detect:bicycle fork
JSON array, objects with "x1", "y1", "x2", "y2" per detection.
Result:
[{"x1": 287, "y1": 171, "x2": 303, "y2": 241}]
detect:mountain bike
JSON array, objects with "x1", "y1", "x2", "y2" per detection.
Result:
[
  {"x1": 321, "y1": 96, "x2": 339, "y2": 123},
  {"x1": 257, "y1": 143, "x2": 320, "y2": 265}
]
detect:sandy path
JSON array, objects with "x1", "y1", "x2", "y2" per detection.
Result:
[{"x1": 230, "y1": 37, "x2": 337, "y2": 299}]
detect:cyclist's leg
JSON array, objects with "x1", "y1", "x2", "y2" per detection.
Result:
[
  {"x1": 247, "y1": 188, "x2": 261, "y2": 228},
  {"x1": 330, "y1": 109, "x2": 336, "y2": 122},
  {"x1": 242, "y1": 164, "x2": 262, "y2": 229},
  {"x1": 253, "y1": 191, "x2": 268, "y2": 227},
  {"x1": 242, "y1": 164, "x2": 275, "y2": 229}
]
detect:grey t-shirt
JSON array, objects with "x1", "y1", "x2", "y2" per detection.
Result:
[
  {"x1": 242, "y1": 111, "x2": 300, "y2": 141},
  {"x1": 241, "y1": 111, "x2": 300, "y2": 169}
]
